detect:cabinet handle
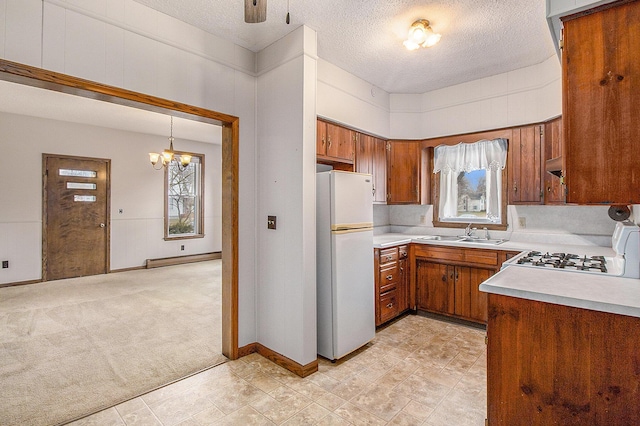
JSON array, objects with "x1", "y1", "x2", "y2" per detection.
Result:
[
  {"x1": 322, "y1": 136, "x2": 326, "y2": 146},
  {"x1": 386, "y1": 275, "x2": 393, "y2": 280},
  {"x1": 386, "y1": 256, "x2": 392, "y2": 261},
  {"x1": 327, "y1": 136, "x2": 332, "y2": 148},
  {"x1": 455, "y1": 271, "x2": 459, "y2": 280},
  {"x1": 372, "y1": 184, "x2": 376, "y2": 196},
  {"x1": 386, "y1": 303, "x2": 393, "y2": 308},
  {"x1": 514, "y1": 181, "x2": 518, "y2": 192},
  {"x1": 442, "y1": 274, "x2": 447, "y2": 282}
]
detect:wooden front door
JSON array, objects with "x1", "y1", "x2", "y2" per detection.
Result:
[{"x1": 43, "y1": 155, "x2": 110, "y2": 281}]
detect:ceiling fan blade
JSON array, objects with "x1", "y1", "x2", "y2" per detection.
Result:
[{"x1": 244, "y1": 0, "x2": 266, "y2": 23}]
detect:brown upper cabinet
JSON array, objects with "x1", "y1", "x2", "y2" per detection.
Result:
[
  {"x1": 386, "y1": 140, "x2": 430, "y2": 205},
  {"x1": 355, "y1": 133, "x2": 387, "y2": 203},
  {"x1": 561, "y1": 0, "x2": 640, "y2": 204},
  {"x1": 508, "y1": 124, "x2": 543, "y2": 204},
  {"x1": 317, "y1": 119, "x2": 355, "y2": 164}
]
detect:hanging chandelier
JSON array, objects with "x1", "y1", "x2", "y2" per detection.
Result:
[{"x1": 149, "y1": 116, "x2": 191, "y2": 170}]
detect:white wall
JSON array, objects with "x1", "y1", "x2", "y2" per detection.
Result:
[
  {"x1": 317, "y1": 59, "x2": 390, "y2": 138},
  {"x1": 256, "y1": 26, "x2": 318, "y2": 366},
  {"x1": 0, "y1": 112, "x2": 221, "y2": 283},
  {"x1": 0, "y1": 0, "x2": 258, "y2": 347},
  {"x1": 390, "y1": 55, "x2": 562, "y2": 139}
]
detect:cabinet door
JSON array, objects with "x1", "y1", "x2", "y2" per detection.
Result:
[
  {"x1": 326, "y1": 122, "x2": 354, "y2": 162},
  {"x1": 543, "y1": 117, "x2": 565, "y2": 204},
  {"x1": 468, "y1": 267, "x2": 492, "y2": 323},
  {"x1": 509, "y1": 125, "x2": 542, "y2": 204},
  {"x1": 372, "y1": 138, "x2": 387, "y2": 204},
  {"x1": 454, "y1": 266, "x2": 492, "y2": 323},
  {"x1": 416, "y1": 261, "x2": 454, "y2": 315},
  {"x1": 317, "y1": 120, "x2": 327, "y2": 156},
  {"x1": 398, "y1": 257, "x2": 409, "y2": 312},
  {"x1": 387, "y1": 141, "x2": 420, "y2": 204},
  {"x1": 355, "y1": 133, "x2": 373, "y2": 174},
  {"x1": 562, "y1": 1, "x2": 640, "y2": 204}
]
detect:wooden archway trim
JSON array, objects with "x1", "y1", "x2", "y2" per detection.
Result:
[{"x1": 0, "y1": 59, "x2": 240, "y2": 360}]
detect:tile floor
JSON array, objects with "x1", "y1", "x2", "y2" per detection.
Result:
[{"x1": 68, "y1": 314, "x2": 487, "y2": 426}]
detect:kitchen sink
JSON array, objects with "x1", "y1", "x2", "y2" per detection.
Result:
[
  {"x1": 415, "y1": 235, "x2": 506, "y2": 245},
  {"x1": 457, "y1": 237, "x2": 506, "y2": 245},
  {"x1": 416, "y1": 235, "x2": 462, "y2": 241}
]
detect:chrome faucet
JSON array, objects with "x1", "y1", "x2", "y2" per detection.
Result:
[
  {"x1": 483, "y1": 227, "x2": 490, "y2": 240},
  {"x1": 465, "y1": 223, "x2": 477, "y2": 238}
]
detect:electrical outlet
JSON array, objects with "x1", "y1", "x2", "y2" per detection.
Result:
[
  {"x1": 267, "y1": 216, "x2": 277, "y2": 230},
  {"x1": 518, "y1": 217, "x2": 526, "y2": 228},
  {"x1": 2, "y1": 260, "x2": 8, "y2": 269},
  {"x1": 180, "y1": 245, "x2": 185, "y2": 251},
  {"x1": 420, "y1": 215, "x2": 426, "y2": 224}
]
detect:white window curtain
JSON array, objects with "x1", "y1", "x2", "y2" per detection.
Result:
[{"x1": 433, "y1": 138, "x2": 508, "y2": 222}]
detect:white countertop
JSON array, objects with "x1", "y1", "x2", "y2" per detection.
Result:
[
  {"x1": 373, "y1": 232, "x2": 640, "y2": 317},
  {"x1": 373, "y1": 232, "x2": 616, "y2": 257},
  {"x1": 479, "y1": 266, "x2": 640, "y2": 318}
]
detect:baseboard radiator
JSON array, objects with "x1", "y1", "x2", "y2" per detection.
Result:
[{"x1": 145, "y1": 252, "x2": 221, "y2": 269}]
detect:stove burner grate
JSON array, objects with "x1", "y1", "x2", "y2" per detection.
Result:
[{"x1": 516, "y1": 251, "x2": 608, "y2": 273}]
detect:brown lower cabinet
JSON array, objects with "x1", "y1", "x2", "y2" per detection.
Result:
[
  {"x1": 374, "y1": 244, "x2": 409, "y2": 326},
  {"x1": 487, "y1": 293, "x2": 640, "y2": 425},
  {"x1": 413, "y1": 244, "x2": 504, "y2": 324},
  {"x1": 416, "y1": 261, "x2": 492, "y2": 323}
]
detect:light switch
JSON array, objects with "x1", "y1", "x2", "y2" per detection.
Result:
[{"x1": 267, "y1": 216, "x2": 277, "y2": 230}]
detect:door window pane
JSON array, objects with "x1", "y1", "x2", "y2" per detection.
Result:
[
  {"x1": 74, "y1": 195, "x2": 96, "y2": 202},
  {"x1": 59, "y1": 169, "x2": 97, "y2": 178},
  {"x1": 67, "y1": 182, "x2": 97, "y2": 190}
]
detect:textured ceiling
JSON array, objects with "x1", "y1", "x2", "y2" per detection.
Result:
[{"x1": 132, "y1": 0, "x2": 556, "y2": 94}]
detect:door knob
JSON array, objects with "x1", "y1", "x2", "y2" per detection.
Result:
[{"x1": 100, "y1": 223, "x2": 105, "y2": 228}]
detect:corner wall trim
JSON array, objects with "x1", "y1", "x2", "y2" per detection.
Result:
[
  {"x1": 238, "y1": 342, "x2": 318, "y2": 378},
  {"x1": 145, "y1": 252, "x2": 222, "y2": 269}
]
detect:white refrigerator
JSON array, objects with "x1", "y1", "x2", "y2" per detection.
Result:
[{"x1": 317, "y1": 170, "x2": 375, "y2": 361}]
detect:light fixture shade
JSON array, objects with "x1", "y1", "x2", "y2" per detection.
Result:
[
  {"x1": 423, "y1": 33, "x2": 442, "y2": 48},
  {"x1": 162, "y1": 150, "x2": 173, "y2": 163},
  {"x1": 404, "y1": 19, "x2": 441, "y2": 50},
  {"x1": 403, "y1": 39, "x2": 420, "y2": 51},
  {"x1": 149, "y1": 152, "x2": 160, "y2": 165},
  {"x1": 180, "y1": 154, "x2": 192, "y2": 167}
]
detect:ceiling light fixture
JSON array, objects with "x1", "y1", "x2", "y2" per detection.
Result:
[
  {"x1": 149, "y1": 116, "x2": 191, "y2": 170},
  {"x1": 403, "y1": 19, "x2": 441, "y2": 50}
]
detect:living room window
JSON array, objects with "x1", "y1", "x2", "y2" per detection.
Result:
[
  {"x1": 432, "y1": 139, "x2": 508, "y2": 230},
  {"x1": 165, "y1": 153, "x2": 204, "y2": 239}
]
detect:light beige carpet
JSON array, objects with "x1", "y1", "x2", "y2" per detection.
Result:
[{"x1": 0, "y1": 260, "x2": 226, "y2": 426}]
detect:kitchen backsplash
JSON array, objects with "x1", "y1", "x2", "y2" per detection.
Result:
[{"x1": 374, "y1": 204, "x2": 622, "y2": 246}]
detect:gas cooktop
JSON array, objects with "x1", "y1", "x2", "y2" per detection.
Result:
[
  {"x1": 502, "y1": 222, "x2": 639, "y2": 278},
  {"x1": 514, "y1": 251, "x2": 608, "y2": 273}
]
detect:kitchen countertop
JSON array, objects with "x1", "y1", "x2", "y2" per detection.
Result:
[
  {"x1": 479, "y1": 266, "x2": 640, "y2": 318},
  {"x1": 374, "y1": 231, "x2": 640, "y2": 317},
  {"x1": 373, "y1": 232, "x2": 616, "y2": 257}
]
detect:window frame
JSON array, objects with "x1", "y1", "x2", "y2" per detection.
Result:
[
  {"x1": 432, "y1": 149, "x2": 509, "y2": 231},
  {"x1": 164, "y1": 151, "x2": 205, "y2": 240}
]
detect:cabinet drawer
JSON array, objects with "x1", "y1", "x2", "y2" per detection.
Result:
[
  {"x1": 379, "y1": 247, "x2": 398, "y2": 265},
  {"x1": 379, "y1": 290, "x2": 399, "y2": 324},
  {"x1": 379, "y1": 264, "x2": 398, "y2": 293},
  {"x1": 414, "y1": 245, "x2": 498, "y2": 267}
]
